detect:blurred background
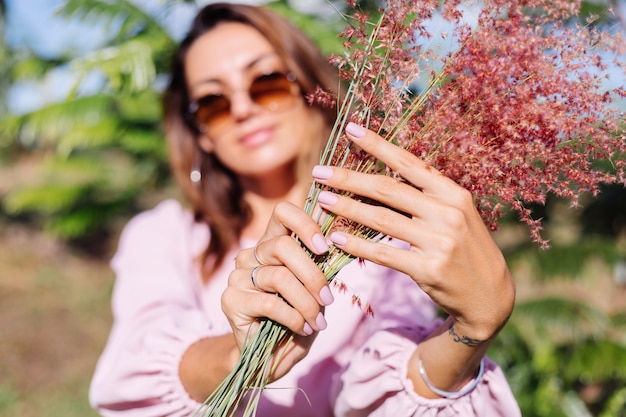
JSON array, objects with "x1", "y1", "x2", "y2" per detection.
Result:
[{"x1": 0, "y1": 1, "x2": 625, "y2": 416}]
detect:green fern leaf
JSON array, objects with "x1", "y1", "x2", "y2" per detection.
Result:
[
  {"x1": 4, "y1": 184, "x2": 85, "y2": 215},
  {"x1": 565, "y1": 340, "x2": 626, "y2": 382},
  {"x1": 17, "y1": 95, "x2": 117, "y2": 152},
  {"x1": 514, "y1": 297, "x2": 611, "y2": 341},
  {"x1": 68, "y1": 40, "x2": 156, "y2": 95},
  {"x1": 57, "y1": 0, "x2": 169, "y2": 42}
]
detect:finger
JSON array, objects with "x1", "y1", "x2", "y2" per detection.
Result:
[
  {"x1": 223, "y1": 267, "x2": 327, "y2": 335},
  {"x1": 222, "y1": 286, "x2": 314, "y2": 337},
  {"x1": 234, "y1": 198, "x2": 330, "y2": 264},
  {"x1": 326, "y1": 231, "x2": 424, "y2": 282},
  {"x1": 253, "y1": 245, "x2": 270, "y2": 266},
  {"x1": 313, "y1": 167, "x2": 442, "y2": 220},
  {"x1": 343, "y1": 122, "x2": 458, "y2": 195},
  {"x1": 256, "y1": 235, "x2": 334, "y2": 306},
  {"x1": 316, "y1": 190, "x2": 441, "y2": 248},
  {"x1": 244, "y1": 265, "x2": 328, "y2": 332},
  {"x1": 262, "y1": 201, "x2": 330, "y2": 256},
  {"x1": 235, "y1": 245, "x2": 333, "y2": 308},
  {"x1": 312, "y1": 158, "x2": 475, "y2": 224}
]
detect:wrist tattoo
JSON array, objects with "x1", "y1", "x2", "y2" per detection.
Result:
[{"x1": 448, "y1": 323, "x2": 487, "y2": 347}]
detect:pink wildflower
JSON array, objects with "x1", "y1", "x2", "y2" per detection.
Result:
[{"x1": 324, "y1": 0, "x2": 626, "y2": 246}]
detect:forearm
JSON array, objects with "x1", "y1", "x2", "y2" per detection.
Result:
[
  {"x1": 179, "y1": 334, "x2": 240, "y2": 402},
  {"x1": 408, "y1": 316, "x2": 497, "y2": 398}
]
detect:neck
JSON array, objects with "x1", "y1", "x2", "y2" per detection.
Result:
[{"x1": 239, "y1": 165, "x2": 308, "y2": 240}]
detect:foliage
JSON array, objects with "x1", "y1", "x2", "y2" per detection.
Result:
[
  {"x1": 0, "y1": 0, "x2": 176, "y2": 247},
  {"x1": 267, "y1": 1, "x2": 346, "y2": 56},
  {"x1": 495, "y1": 190, "x2": 626, "y2": 416},
  {"x1": 490, "y1": 294, "x2": 626, "y2": 417}
]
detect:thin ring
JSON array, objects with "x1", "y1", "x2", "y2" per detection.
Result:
[
  {"x1": 253, "y1": 245, "x2": 269, "y2": 266},
  {"x1": 250, "y1": 265, "x2": 263, "y2": 290}
]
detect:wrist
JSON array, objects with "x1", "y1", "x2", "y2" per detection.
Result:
[
  {"x1": 447, "y1": 321, "x2": 488, "y2": 348},
  {"x1": 417, "y1": 357, "x2": 485, "y2": 398},
  {"x1": 451, "y1": 310, "x2": 511, "y2": 344}
]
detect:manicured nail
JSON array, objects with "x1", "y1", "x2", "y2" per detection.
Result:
[
  {"x1": 346, "y1": 122, "x2": 366, "y2": 138},
  {"x1": 303, "y1": 322, "x2": 313, "y2": 336},
  {"x1": 319, "y1": 286, "x2": 334, "y2": 306},
  {"x1": 329, "y1": 232, "x2": 348, "y2": 246},
  {"x1": 316, "y1": 312, "x2": 327, "y2": 331},
  {"x1": 312, "y1": 233, "x2": 330, "y2": 253},
  {"x1": 317, "y1": 191, "x2": 338, "y2": 206},
  {"x1": 312, "y1": 165, "x2": 333, "y2": 180}
]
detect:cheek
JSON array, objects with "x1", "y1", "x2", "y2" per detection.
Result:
[
  {"x1": 291, "y1": 107, "x2": 326, "y2": 152},
  {"x1": 285, "y1": 106, "x2": 320, "y2": 145},
  {"x1": 197, "y1": 134, "x2": 215, "y2": 154}
]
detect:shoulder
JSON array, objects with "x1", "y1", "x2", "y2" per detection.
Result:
[
  {"x1": 115, "y1": 199, "x2": 209, "y2": 258},
  {"x1": 126, "y1": 199, "x2": 192, "y2": 229}
]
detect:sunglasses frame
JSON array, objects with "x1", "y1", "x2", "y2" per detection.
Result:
[{"x1": 187, "y1": 71, "x2": 299, "y2": 132}]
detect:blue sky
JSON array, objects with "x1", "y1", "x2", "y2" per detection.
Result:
[
  {"x1": 2, "y1": 0, "x2": 291, "y2": 113},
  {"x1": 3, "y1": 0, "x2": 280, "y2": 58},
  {"x1": 2, "y1": 0, "x2": 332, "y2": 113},
  {"x1": 4, "y1": 0, "x2": 625, "y2": 113},
  {"x1": 3, "y1": 0, "x2": 204, "y2": 113},
  {"x1": 5, "y1": 0, "x2": 110, "y2": 58},
  {"x1": 5, "y1": 0, "x2": 111, "y2": 113}
]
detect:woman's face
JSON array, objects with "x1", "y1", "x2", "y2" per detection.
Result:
[{"x1": 185, "y1": 22, "x2": 315, "y2": 181}]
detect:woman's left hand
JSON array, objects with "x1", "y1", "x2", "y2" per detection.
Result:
[
  {"x1": 312, "y1": 123, "x2": 515, "y2": 341},
  {"x1": 222, "y1": 201, "x2": 332, "y2": 382}
]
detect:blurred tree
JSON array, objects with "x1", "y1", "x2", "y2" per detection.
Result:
[
  {"x1": 0, "y1": 0, "x2": 178, "y2": 253},
  {"x1": 0, "y1": 0, "x2": 349, "y2": 254},
  {"x1": 490, "y1": 294, "x2": 626, "y2": 417}
]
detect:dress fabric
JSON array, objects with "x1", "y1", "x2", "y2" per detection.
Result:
[{"x1": 89, "y1": 199, "x2": 521, "y2": 417}]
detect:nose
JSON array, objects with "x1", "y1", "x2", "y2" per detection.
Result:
[{"x1": 229, "y1": 90, "x2": 257, "y2": 121}]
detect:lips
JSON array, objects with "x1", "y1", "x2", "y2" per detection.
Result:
[{"x1": 239, "y1": 127, "x2": 274, "y2": 148}]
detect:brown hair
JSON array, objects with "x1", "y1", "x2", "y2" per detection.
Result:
[{"x1": 163, "y1": 3, "x2": 338, "y2": 279}]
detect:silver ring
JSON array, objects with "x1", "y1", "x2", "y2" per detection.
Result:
[
  {"x1": 253, "y1": 245, "x2": 269, "y2": 266},
  {"x1": 250, "y1": 265, "x2": 263, "y2": 290}
]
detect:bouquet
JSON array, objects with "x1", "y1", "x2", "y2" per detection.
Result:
[{"x1": 198, "y1": 0, "x2": 626, "y2": 415}]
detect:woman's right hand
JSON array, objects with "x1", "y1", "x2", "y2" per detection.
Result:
[{"x1": 221, "y1": 201, "x2": 334, "y2": 381}]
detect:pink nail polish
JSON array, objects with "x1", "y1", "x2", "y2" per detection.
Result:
[
  {"x1": 316, "y1": 312, "x2": 327, "y2": 331},
  {"x1": 346, "y1": 122, "x2": 366, "y2": 138},
  {"x1": 303, "y1": 322, "x2": 313, "y2": 336},
  {"x1": 330, "y1": 232, "x2": 348, "y2": 246},
  {"x1": 312, "y1": 165, "x2": 333, "y2": 180},
  {"x1": 319, "y1": 286, "x2": 334, "y2": 306},
  {"x1": 317, "y1": 191, "x2": 338, "y2": 206},
  {"x1": 312, "y1": 233, "x2": 330, "y2": 253}
]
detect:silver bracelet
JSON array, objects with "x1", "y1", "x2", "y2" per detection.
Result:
[{"x1": 417, "y1": 358, "x2": 485, "y2": 399}]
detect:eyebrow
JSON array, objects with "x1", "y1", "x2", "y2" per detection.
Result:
[{"x1": 192, "y1": 53, "x2": 282, "y2": 88}]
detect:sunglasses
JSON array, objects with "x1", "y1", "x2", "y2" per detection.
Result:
[{"x1": 188, "y1": 71, "x2": 299, "y2": 132}]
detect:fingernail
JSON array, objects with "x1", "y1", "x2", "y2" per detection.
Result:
[
  {"x1": 312, "y1": 233, "x2": 330, "y2": 253},
  {"x1": 317, "y1": 191, "x2": 338, "y2": 206},
  {"x1": 346, "y1": 122, "x2": 366, "y2": 139},
  {"x1": 312, "y1": 165, "x2": 333, "y2": 180},
  {"x1": 329, "y1": 232, "x2": 348, "y2": 246},
  {"x1": 316, "y1": 312, "x2": 327, "y2": 331},
  {"x1": 303, "y1": 322, "x2": 313, "y2": 336},
  {"x1": 319, "y1": 286, "x2": 334, "y2": 306}
]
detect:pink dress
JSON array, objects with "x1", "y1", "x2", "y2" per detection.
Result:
[{"x1": 89, "y1": 199, "x2": 521, "y2": 417}]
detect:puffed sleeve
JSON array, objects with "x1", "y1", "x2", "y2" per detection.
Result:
[
  {"x1": 89, "y1": 200, "x2": 226, "y2": 417},
  {"x1": 332, "y1": 325, "x2": 521, "y2": 417}
]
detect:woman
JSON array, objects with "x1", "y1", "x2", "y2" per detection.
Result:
[{"x1": 89, "y1": 3, "x2": 520, "y2": 416}]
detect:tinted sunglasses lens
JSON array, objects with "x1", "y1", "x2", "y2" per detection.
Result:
[
  {"x1": 192, "y1": 72, "x2": 297, "y2": 129},
  {"x1": 195, "y1": 95, "x2": 230, "y2": 127},
  {"x1": 250, "y1": 73, "x2": 296, "y2": 111}
]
